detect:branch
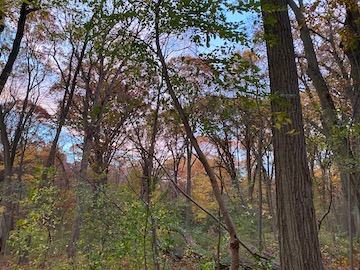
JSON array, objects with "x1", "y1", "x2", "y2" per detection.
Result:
[
  {"x1": 0, "y1": 2, "x2": 37, "y2": 95},
  {"x1": 153, "y1": 4, "x2": 268, "y2": 262},
  {"x1": 318, "y1": 186, "x2": 333, "y2": 231}
]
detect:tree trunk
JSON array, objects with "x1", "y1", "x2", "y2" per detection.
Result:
[
  {"x1": 263, "y1": 164, "x2": 277, "y2": 241},
  {"x1": 245, "y1": 123, "x2": 254, "y2": 200},
  {"x1": 185, "y1": 138, "x2": 192, "y2": 228},
  {"x1": 257, "y1": 130, "x2": 263, "y2": 250},
  {"x1": 0, "y1": 2, "x2": 36, "y2": 95},
  {"x1": 262, "y1": 0, "x2": 324, "y2": 268},
  {"x1": 288, "y1": 0, "x2": 360, "y2": 219}
]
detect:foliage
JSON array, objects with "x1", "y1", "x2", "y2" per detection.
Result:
[
  {"x1": 8, "y1": 169, "x2": 62, "y2": 268},
  {"x1": 1, "y1": 0, "x2": 360, "y2": 268}
]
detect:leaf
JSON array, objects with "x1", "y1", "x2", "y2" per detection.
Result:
[
  {"x1": 274, "y1": 123, "x2": 281, "y2": 129},
  {"x1": 287, "y1": 129, "x2": 300, "y2": 136},
  {"x1": 159, "y1": 190, "x2": 169, "y2": 201},
  {"x1": 16, "y1": 219, "x2": 26, "y2": 227}
]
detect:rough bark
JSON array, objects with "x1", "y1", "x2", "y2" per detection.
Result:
[
  {"x1": 262, "y1": 0, "x2": 324, "y2": 268},
  {"x1": 343, "y1": 0, "x2": 360, "y2": 121},
  {"x1": 288, "y1": 0, "x2": 360, "y2": 219},
  {"x1": 343, "y1": 4, "x2": 360, "y2": 231}
]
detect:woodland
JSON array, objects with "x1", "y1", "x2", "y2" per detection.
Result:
[{"x1": 0, "y1": 0, "x2": 360, "y2": 269}]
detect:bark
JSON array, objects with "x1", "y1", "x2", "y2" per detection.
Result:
[
  {"x1": 185, "y1": 138, "x2": 192, "y2": 228},
  {"x1": 262, "y1": 0, "x2": 324, "y2": 268},
  {"x1": 0, "y1": 2, "x2": 37, "y2": 95},
  {"x1": 245, "y1": 122, "x2": 254, "y2": 199},
  {"x1": 142, "y1": 89, "x2": 161, "y2": 270},
  {"x1": 263, "y1": 165, "x2": 277, "y2": 240},
  {"x1": 140, "y1": 87, "x2": 160, "y2": 202},
  {"x1": 343, "y1": 1, "x2": 360, "y2": 122},
  {"x1": 0, "y1": 106, "x2": 13, "y2": 254},
  {"x1": 288, "y1": 0, "x2": 360, "y2": 218},
  {"x1": 257, "y1": 130, "x2": 263, "y2": 249},
  {"x1": 287, "y1": 0, "x2": 337, "y2": 132},
  {"x1": 343, "y1": 4, "x2": 360, "y2": 232},
  {"x1": 0, "y1": 3, "x2": 4, "y2": 35}
]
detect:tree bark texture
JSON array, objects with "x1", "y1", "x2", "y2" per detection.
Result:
[
  {"x1": 262, "y1": 0, "x2": 324, "y2": 269},
  {"x1": 288, "y1": 0, "x2": 360, "y2": 221}
]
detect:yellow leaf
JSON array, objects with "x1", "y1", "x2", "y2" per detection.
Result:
[
  {"x1": 287, "y1": 129, "x2": 300, "y2": 136},
  {"x1": 274, "y1": 123, "x2": 281, "y2": 129}
]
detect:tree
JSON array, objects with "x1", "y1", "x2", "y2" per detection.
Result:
[
  {"x1": 0, "y1": 1, "x2": 39, "y2": 95},
  {"x1": 288, "y1": 0, "x2": 360, "y2": 231},
  {"x1": 0, "y1": 0, "x2": 41, "y2": 253},
  {"x1": 262, "y1": 0, "x2": 324, "y2": 268},
  {"x1": 153, "y1": 2, "x2": 245, "y2": 267}
]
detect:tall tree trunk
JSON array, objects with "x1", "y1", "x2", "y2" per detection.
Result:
[
  {"x1": 145, "y1": 89, "x2": 161, "y2": 270},
  {"x1": 0, "y1": 2, "x2": 37, "y2": 95},
  {"x1": 263, "y1": 164, "x2": 277, "y2": 240},
  {"x1": 185, "y1": 138, "x2": 192, "y2": 228},
  {"x1": 257, "y1": 130, "x2": 263, "y2": 250},
  {"x1": 140, "y1": 87, "x2": 160, "y2": 203},
  {"x1": 288, "y1": 0, "x2": 360, "y2": 218},
  {"x1": 0, "y1": 1, "x2": 4, "y2": 35},
  {"x1": 262, "y1": 0, "x2": 324, "y2": 268},
  {"x1": 0, "y1": 107, "x2": 13, "y2": 254},
  {"x1": 245, "y1": 122, "x2": 254, "y2": 200}
]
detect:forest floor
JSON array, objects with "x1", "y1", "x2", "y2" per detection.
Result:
[{"x1": 0, "y1": 255, "x2": 356, "y2": 269}]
